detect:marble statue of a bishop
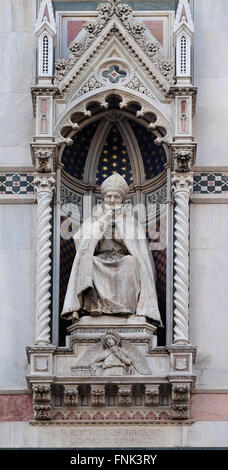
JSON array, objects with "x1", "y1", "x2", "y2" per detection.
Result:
[{"x1": 61, "y1": 173, "x2": 161, "y2": 325}]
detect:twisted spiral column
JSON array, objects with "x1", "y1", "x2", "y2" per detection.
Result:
[
  {"x1": 34, "y1": 176, "x2": 55, "y2": 345},
  {"x1": 172, "y1": 174, "x2": 193, "y2": 344}
]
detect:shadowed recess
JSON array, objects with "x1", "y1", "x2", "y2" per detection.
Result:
[
  {"x1": 130, "y1": 121, "x2": 167, "y2": 180},
  {"x1": 62, "y1": 121, "x2": 100, "y2": 180}
]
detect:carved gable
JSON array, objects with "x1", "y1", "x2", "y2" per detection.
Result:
[{"x1": 54, "y1": 2, "x2": 175, "y2": 99}]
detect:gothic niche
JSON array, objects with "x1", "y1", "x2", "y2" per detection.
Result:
[{"x1": 59, "y1": 106, "x2": 167, "y2": 346}]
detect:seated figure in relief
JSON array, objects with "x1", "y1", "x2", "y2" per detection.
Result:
[{"x1": 61, "y1": 173, "x2": 161, "y2": 325}]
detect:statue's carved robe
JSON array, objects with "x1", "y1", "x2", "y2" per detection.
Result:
[{"x1": 61, "y1": 207, "x2": 162, "y2": 324}]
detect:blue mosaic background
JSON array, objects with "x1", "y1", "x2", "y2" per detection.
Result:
[
  {"x1": 130, "y1": 121, "x2": 167, "y2": 180},
  {"x1": 96, "y1": 125, "x2": 132, "y2": 184},
  {"x1": 62, "y1": 119, "x2": 167, "y2": 183},
  {"x1": 62, "y1": 121, "x2": 99, "y2": 180}
]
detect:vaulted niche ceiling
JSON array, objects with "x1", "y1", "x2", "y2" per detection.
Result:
[
  {"x1": 61, "y1": 118, "x2": 167, "y2": 184},
  {"x1": 96, "y1": 125, "x2": 132, "y2": 185}
]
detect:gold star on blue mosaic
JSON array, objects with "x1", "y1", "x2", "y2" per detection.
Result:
[{"x1": 96, "y1": 125, "x2": 132, "y2": 185}]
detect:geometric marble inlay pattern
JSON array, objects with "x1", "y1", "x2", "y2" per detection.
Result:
[
  {"x1": 193, "y1": 173, "x2": 228, "y2": 194},
  {"x1": 0, "y1": 174, "x2": 34, "y2": 194}
]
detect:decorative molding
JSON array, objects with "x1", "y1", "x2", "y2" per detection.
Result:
[
  {"x1": 172, "y1": 173, "x2": 193, "y2": 344},
  {"x1": 75, "y1": 74, "x2": 102, "y2": 99},
  {"x1": 125, "y1": 74, "x2": 153, "y2": 98},
  {"x1": 31, "y1": 86, "x2": 58, "y2": 116},
  {"x1": 34, "y1": 176, "x2": 55, "y2": 345}
]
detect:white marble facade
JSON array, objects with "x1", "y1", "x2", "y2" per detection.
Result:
[{"x1": 1, "y1": 0, "x2": 228, "y2": 447}]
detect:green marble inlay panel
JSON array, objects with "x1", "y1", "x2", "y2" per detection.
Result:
[{"x1": 53, "y1": 1, "x2": 178, "y2": 13}]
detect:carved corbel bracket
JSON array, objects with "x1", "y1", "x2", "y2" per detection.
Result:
[
  {"x1": 171, "y1": 143, "x2": 197, "y2": 173},
  {"x1": 145, "y1": 384, "x2": 160, "y2": 406},
  {"x1": 91, "y1": 385, "x2": 106, "y2": 406},
  {"x1": 31, "y1": 145, "x2": 57, "y2": 173},
  {"x1": 171, "y1": 382, "x2": 191, "y2": 420},
  {"x1": 63, "y1": 385, "x2": 79, "y2": 406},
  {"x1": 32, "y1": 384, "x2": 52, "y2": 420},
  {"x1": 117, "y1": 385, "x2": 133, "y2": 406}
]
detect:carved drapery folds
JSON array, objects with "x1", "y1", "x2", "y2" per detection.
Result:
[
  {"x1": 34, "y1": 176, "x2": 55, "y2": 345},
  {"x1": 172, "y1": 173, "x2": 193, "y2": 344}
]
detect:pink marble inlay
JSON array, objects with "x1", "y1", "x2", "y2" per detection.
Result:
[
  {"x1": 180, "y1": 6, "x2": 187, "y2": 21},
  {"x1": 190, "y1": 394, "x2": 228, "y2": 421},
  {"x1": 0, "y1": 395, "x2": 33, "y2": 421},
  {"x1": 67, "y1": 20, "x2": 85, "y2": 46},
  {"x1": 41, "y1": 99, "x2": 47, "y2": 133},
  {"x1": 181, "y1": 100, "x2": 187, "y2": 133},
  {"x1": 42, "y1": 4, "x2": 50, "y2": 23},
  {"x1": 143, "y1": 20, "x2": 163, "y2": 45}
]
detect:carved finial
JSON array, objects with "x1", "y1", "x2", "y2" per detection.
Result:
[
  {"x1": 35, "y1": 0, "x2": 56, "y2": 36},
  {"x1": 173, "y1": 0, "x2": 194, "y2": 34}
]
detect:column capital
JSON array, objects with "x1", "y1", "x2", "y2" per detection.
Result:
[
  {"x1": 34, "y1": 175, "x2": 55, "y2": 193},
  {"x1": 172, "y1": 173, "x2": 193, "y2": 194}
]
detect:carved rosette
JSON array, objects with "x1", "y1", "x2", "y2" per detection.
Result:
[
  {"x1": 172, "y1": 174, "x2": 193, "y2": 344},
  {"x1": 91, "y1": 385, "x2": 106, "y2": 406},
  {"x1": 34, "y1": 176, "x2": 55, "y2": 345},
  {"x1": 145, "y1": 385, "x2": 160, "y2": 406},
  {"x1": 63, "y1": 386, "x2": 79, "y2": 406},
  {"x1": 32, "y1": 384, "x2": 52, "y2": 420}
]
